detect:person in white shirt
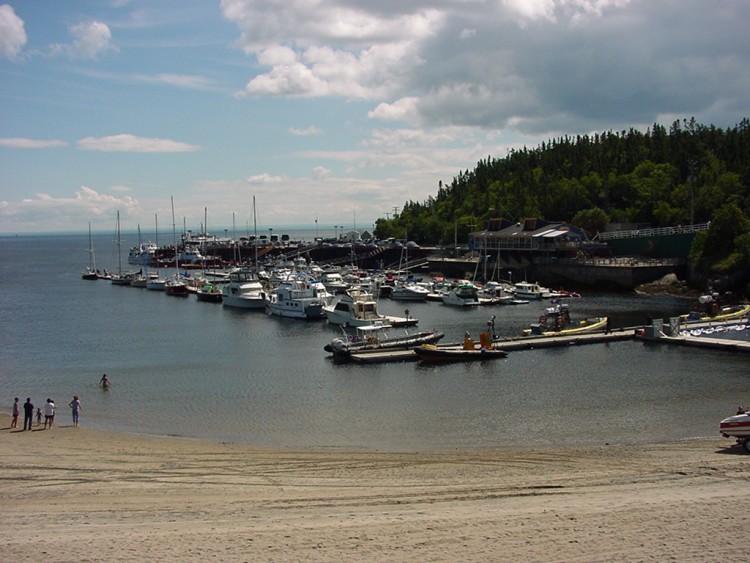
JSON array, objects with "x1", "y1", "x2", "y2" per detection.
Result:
[{"x1": 43, "y1": 398, "x2": 56, "y2": 429}]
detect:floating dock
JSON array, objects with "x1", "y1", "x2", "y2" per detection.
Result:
[
  {"x1": 346, "y1": 330, "x2": 632, "y2": 363},
  {"x1": 635, "y1": 318, "x2": 750, "y2": 354}
]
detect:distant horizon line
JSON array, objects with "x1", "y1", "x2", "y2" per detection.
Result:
[{"x1": 0, "y1": 224, "x2": 378, "y2": 238}]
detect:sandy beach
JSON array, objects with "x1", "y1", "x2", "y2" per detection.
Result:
[{"x1": 1, "y1": 415, "x2": 747, "y2": 562}]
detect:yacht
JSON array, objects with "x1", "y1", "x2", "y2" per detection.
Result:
[
  {"x1": 441, "y1": 282, "x2": 481, "y2": 306},
  {"x1": 513, "y1": 281, "x2": 550, "y2": 300},
  {"x1": 222, "y1": 268, "x2": 267, "y2": 310},
  {"x1": 266, "y1": 275, "x2": 332, "y2": 319}
]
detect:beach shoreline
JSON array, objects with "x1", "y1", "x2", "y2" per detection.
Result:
[{"x1": 2, "y1": 414, "x2": 748, "y2": 562}]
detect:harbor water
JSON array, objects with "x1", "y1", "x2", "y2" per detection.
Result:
[{"x1": 1, "y1": 232, "x2": 748, "y2": 451}]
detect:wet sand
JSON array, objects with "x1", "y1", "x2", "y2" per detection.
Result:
[{"x1": 1, "y1": 415, "x2": 748, "y2": 562}]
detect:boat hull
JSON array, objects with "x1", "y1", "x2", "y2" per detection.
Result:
[
  {"x1": 720, "y1": 413, "x2": 750, "y2": 438},
  {"x1": 326, "y1": 331, "x2": 445, "y2": 361},
  {"x1": 414, "y1": 345, "x2": 508, "y2": 363}
]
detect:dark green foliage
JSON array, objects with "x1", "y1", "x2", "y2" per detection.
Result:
[{"x1": 375, "y1": 118, "x2": 750, "y2": 277}]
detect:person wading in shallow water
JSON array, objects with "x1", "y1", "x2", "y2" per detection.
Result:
[{"x1": 100, "y1": 373, "x2": 110, "y2": 389}]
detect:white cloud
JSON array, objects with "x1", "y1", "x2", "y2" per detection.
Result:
[
  {"x1": 0, "y1": 186, "x2": 139, "y2": 230},
  {"x1": 223, "y1": 1, "x2": 441, "y2": 98},
  {"x1": 312, "y1": 166, "x2": 330, "y2": 180},
  {"x1": 246, "y1": 173, "x2": 284, "y2": 184},
  {"x1": 0, "y1": 4, "x2": 26, "y2": 60},
  {"x1": 0, "y1": 137, "x2": 68, "y2": 149},
  {"x1": 51, "y1": 20, "x2": 116, "y2": 59},
  {"x1": 77, "y1": 134, "x2": 200, "y2": 153},
  {"x1": 289, "y1": 126, "x2": 321, "y2": 136}
]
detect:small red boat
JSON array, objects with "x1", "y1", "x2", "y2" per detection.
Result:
[{"x1": 720, "y1": 411, "x2": 750, "y2": 452}]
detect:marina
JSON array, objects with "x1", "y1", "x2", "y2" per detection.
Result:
[{"x1": 1, "y1": 232, "x2": 749, "y2": 452}]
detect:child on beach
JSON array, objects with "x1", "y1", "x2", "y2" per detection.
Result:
[{"x1": 36, "y1": 407, "x2": 42, "y2": 426}]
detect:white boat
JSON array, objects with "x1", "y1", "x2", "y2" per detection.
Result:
[
  {"x1": 320, "y1": 271, "x2": 350, "y2": 294},
  {"x1": 390, "y1": 282, "x2": 430, "y2": 301},
  {"x1": 323, "y1": 288, "x2": 417, "y2": 327},
  {"x1": 441, "y1": 282, "x2": 481, "y2": 306},
  {"x1": 720, "y1": 410, "x2": 750, "y2": 452},
  {"x1": 324, "y1": 289, "x2": 385, "y2": 326},
  {"x1": 266, "y1": 275, "x2": 332, "y2": 319},
  {"x1": 222, "y1": 268, "x2": 267, "y2": 310},
  {"x1": 513, "y1": 281, "x2": 550, "y2": 300},
  {"x1": 128, "y1": 241, "x2": 157, "y2": 265}
]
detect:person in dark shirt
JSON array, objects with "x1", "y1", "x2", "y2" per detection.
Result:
[{"x1": 23, "y1": 398, "x2": 34, "y2": 431}]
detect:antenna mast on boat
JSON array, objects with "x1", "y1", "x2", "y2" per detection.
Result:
[{"x1": 253, "y1": 195, "x2": 258, "y2": 270}]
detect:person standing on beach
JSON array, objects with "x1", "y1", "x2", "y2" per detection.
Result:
[
  {"x1": 11, "y1": 397, "x2": 19, "y2": 428},
  {"x1": 43, "y1": 398, "x2": 56, "y2": 429},
  {"x1": 69, "y1": 396, "x2": 81, "y2": 427},
  {"x1": 23, "y1": 398, "x2": 34, "y2": 431},
  {"x1": 36, "y1": 408, "x2": 42, "y2": 426}
]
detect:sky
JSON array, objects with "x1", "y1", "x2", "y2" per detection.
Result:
[{"x1": 1, "y1": 0, "x2": 749, "y2": 235}]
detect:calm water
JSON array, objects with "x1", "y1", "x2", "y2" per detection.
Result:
[{"x1": 1, "y1": 232, "x2": 748, "y2": 451}]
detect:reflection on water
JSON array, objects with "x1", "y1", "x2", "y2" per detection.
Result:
[{"x1": 1, "y1": 234, "x2": 748, "y2": 451}]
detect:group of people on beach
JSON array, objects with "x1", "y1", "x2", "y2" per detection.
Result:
[
  {"x1": 9, "y1": 374, "x2": 110, "y2": 430},
  {"x1": 10, "y1": 396, "x2": 82, "y2": 430}
]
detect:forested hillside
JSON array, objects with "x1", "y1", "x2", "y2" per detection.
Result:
[{"x1": 374, "y1": 118, "x2": 750, "y2": 281}]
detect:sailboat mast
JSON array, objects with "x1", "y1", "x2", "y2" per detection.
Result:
[
  {"x1": 117, "y1": 210, "x2": 122, "y2": 275},
  {"x1": 171, "y1": 196, "x2": 179, "y2": 273},
  {"x1": 154, "y1": 213, "x2": 160, "y2": 276},
  {"x1": 253, "y1": 195, "x2": 258, "y2": 270}
]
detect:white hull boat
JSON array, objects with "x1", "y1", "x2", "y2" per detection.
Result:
[
  {"x1": 442, "y1": 282, "x2": 481, "y2": 306},
  {"x1": 267, "y1": 276, "x2": 332, "y2": 319},
  {"x1": 222, "y1": 268, "x2": 267, "y2": 310},
  {"x1": 720, "y1": 410, "x2": 750, "y2": 452}
]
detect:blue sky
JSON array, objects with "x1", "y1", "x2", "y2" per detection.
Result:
[{"x1": 1, "y1": 0, "x2": 749, "y2": 234}]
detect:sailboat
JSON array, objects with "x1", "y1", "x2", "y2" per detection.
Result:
[
  {"x1": 165, "y1": 197, "x2": 189, "y2": 296},
  {"x1": 146, "y1": 213, "x2": 167, "y2": 290},
  {"x1": 81, "y1": 223, "x2": 99, "y2": 280},
  {"x1": 196, "y1": 207, "x2": 223, "y2": 303},
  {"x1": 110, "y1": 211, "x2": 133, "y2": 285},
  {"x1": 129, "y1": 225, "x2": 149, "y2": 287}
]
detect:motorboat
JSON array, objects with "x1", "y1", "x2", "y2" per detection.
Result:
[
  {"x1": 441, "y1": 282, "x2": 481, "y2": 307},
  {"x1": 324, "y1": 289, "x2": 387, "y2": 327},
  {"x1": 266, "y1": 275, "x2": 332, "y2": 319},
  {"x1": 320, "y1": 271, "x2": 350, "y2": 294},
  {"x1": 324, "y1": 289, "x2": 418, "y2": 327},
  {"x1": 196, "y1": 283, "x2": 223, "y2": 303},
  {"x1": 324, "y1": 323, "x2": 445, "y2": 362},
  {"x1": 522, "y1": 303, "x2": 608, "y2": 336},
  {"x1": 513, "y1": 281, "x2": 550, "y2": 300},
  {"x1": 720, "y1": 409, "x2": 750, "y2": 452},
  {"x1": 390, "y1": 282, "x2": 430, "y2": 301},
  {"x1": 414, "y1": 331, "x2": 507, "y2": 363},
  {"x1": 221, "y1": 268, "x2": 267, "y2": 310}
]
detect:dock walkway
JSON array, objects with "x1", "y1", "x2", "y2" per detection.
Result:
[{"x1": 347, "y1": 330, "x2": 632, "y2": 364}]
